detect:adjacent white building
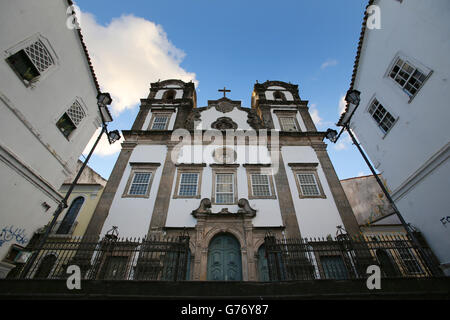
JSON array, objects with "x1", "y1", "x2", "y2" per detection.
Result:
[
  {"x1": 338, "y1": 0, "x2": 450, "y2": 275},
  {"x1": 0, "y1": 0, "x2": 103, "y2": 276}
]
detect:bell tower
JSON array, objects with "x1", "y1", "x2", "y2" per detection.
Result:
[
  {"x1": 131, "y1": 79, "x2": 197, "y2": 131},
  {"x1": 251, "y1": 80, "x2": 317, "y2": 132}
]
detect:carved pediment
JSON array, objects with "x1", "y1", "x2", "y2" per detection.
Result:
[
  {"x1": 215, "y1": 101, "x2": 235, "y2": 113},
  {"x1": 191, "y1": 198, "x2": 256, "y2": 218},
  {"x1": 211, "y1": 117, "x2": 238, "y2": 130}
]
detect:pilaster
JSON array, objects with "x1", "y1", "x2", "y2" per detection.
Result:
[{"x1": 147, "y1": 142, "x2": 179, "y2": 235}]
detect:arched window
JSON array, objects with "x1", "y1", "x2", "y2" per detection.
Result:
[
  {"x1": 34, "y1": 254, "x2": 57, "y2": 279},
  {"x1": 56, "y1": 197, "x2": 84, "y2": 234},
  {"x1": 273, "y1": 91, "x2": 285, "y2": 101},
  {"x1": 163, "y1": 89, "x2": 176, "y2": 100}
]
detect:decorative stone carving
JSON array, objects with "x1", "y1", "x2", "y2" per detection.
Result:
[
  {"x1": 192, "y1": 198, "x2": 212, "y2": 216},
  {"x1": 185, "y1": 109, "x2": 201, "y2": 130},
  {"x1": 247, "y1": 109, "x2": 265, "y2": 129},
  {"x1": 218, "y1": 208, "x2": 231, "y2": 215},
  {"x1": 211, "y1": 117, "x2": 238, "y2": 130},
  {"x1": 215, "y1": 101, "x2": 235, "y2": 113},
  {"x1": 191, "y1": 198, "x2": 257, "y2": 218},
  {"x1": 237, "y1": 198, "x2": 257, "y2": 217}
]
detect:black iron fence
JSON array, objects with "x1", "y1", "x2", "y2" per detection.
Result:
[
  {"x1": 9, "y1": 234, "x2": 190, "y2": 281},
  {"x1": 263, "y1": 233, "x2": 443, "y2": 281}
]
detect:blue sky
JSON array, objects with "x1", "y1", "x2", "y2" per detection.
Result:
[{"x1": 76, "y1": 0, "x2": 371, "y2": 181}]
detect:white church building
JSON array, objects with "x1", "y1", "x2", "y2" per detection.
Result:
[
  {"x1": 338, "y1": 0, "x2": 450, "y2": 275},
  {"x1": 85, "y1": 79, "x2": 360, "y2": 281},
  {"x1": 0, "y1": 0, "x2": 103, "y2": 276}
]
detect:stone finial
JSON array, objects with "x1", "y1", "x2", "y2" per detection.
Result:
[
  {"x1": 237, "y1": 198, "x2": 257, "y2": 217},
  {"x1": 192, "y1": 198, "x2": 212, "y2": 216}
]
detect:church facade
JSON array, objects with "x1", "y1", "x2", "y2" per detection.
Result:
[{"x1": 84, "y1": 79, "x2": 359, "y2": 281}]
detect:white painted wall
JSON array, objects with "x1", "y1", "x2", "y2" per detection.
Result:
[
  {"x1": 0, "y1": 0, "x2": 100, "y2": 261},
  {"x1": 281, "y1": 146, "x2": 344, "y2": 238},
  {"x1": 349, "y1": 0, "x2": 450, "y2": 272},
  {"x1": 166, "y1": 144, "x2": 283, "y2": 228},
  {"x1": 199, "y1": 107, "x2": 252, "y2": 130},
  {"x1": 100, "y1": 145, "x2": 167, "y2": 238}
]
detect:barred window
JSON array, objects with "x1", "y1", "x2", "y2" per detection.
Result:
[
  {"x1": 368, "y1": 99, "x2": 396, "y2": 134},
  {"x1": 251, "y1": 174, "x2": 271, "y2": 197},
  {"x1": 279, "y1": 117, "x2": 298, "y2": 132},
  {"x1": 24, "y1": 40, "x2": 54, "y2": 73},
  {"x1": 129, "y1": 172, "x2": 152, "y2": 196},
  {"x1": 178, "y1": 173, "x2": 199, "y2": 197},
  {"x1": 56, "y1": 100, "x2": 86, "y2": 138},
  {"x1": 215, "y1": 173, "x2": 234, "y2": 204},
  {"x1": 6, "y1": 39, "x2": 54, "y2": 83},
  {"x1": 389, "y1": 58, "x2": 427, "y2": 97},
  {"x1": 297, "y1": 173, "x2": 320, "y2": 196},
  {"x1": 395, "y1": 241, "x2": 423, "y2": 274}
]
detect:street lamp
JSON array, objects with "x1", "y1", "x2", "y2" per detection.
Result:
[
  {"x1": 20, "y1": 92, "x2": 121, "y2": 278},
  {"x1": 325, "y1": 89, "x2": 422, "y2": 250}
]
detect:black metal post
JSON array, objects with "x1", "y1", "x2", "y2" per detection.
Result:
[
  {"x1": 344, "y1": 124, "x2": 424, "y2": 251},
  {"x1": 19, "y1": 125, "x2": 107, "y2": 278}
]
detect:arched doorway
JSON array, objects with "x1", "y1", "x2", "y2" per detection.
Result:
[
  {"x1": 56, "y1": 196, "x2": 84, "y2": 234},
  {"x1": 207, "y1": 233, "x2": 242, "y2": 281}
]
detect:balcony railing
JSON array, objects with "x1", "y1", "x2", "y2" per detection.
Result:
[{"x1": 263, "y1": 233, "x2": 443, "y2": 281}]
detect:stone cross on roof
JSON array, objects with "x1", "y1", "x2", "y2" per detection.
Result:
[{"x1": 218, "y1": 86, "x2": 231, "y2": 98}]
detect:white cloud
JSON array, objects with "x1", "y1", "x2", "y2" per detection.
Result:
[
  {"x1": 309, "y1": 103, "x2": 322, "y2": 126},
  {"x1": 333, "y1": 131, "x2": 352, "y2": 151},
  {"x1": 338, "y1": 95, "x2": 347, "y2": 116},
  {"x1": 320, "y1": 59, "x2": 338, "y2": 70},
  {"x1": 82, "y1": 127, "x2": 125, "y2": 157},
  {"x1": 79, "y1": 12, "x2": 198, "y2": 115},
  {"x1": 357, "y1": 171, "x2": 366, "y2": 177}
]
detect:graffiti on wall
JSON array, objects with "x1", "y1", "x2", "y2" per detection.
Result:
[{"x1": 0, "y1": 226, "x2": 29, "y2": 247}]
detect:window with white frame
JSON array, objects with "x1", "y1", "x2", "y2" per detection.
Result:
[
  {"x1": 6, "y1": 38, "x2": 55, "y2": 84},
  {"x1": 56, "y1": 100, "x2": 86, "y2": 138},
  {"x1": 122, "y1": 163, "x2": 159, "y2": 198},
  {"x1": 289, "y1": 163, "x2": 326, "y2": 199},
  {"x1": 178, "y1": 173, "x2": 199, "y2": 197},
  {"x1": 278, "y1": 116, "x2": 299, "y2": 132},
  {"x1": 150, "y1": 114, "x2": 170, "y2": 130},
  {"x1": 215, "y1": 173, "x2": 234, "y2": 204},
  {"x1": 128, "y1": 172, "x2": 152, "y2": 196},
  {"x1": 368, "y1": 98, "x2": 396, "y2": 134},
  {"x1": 389, "y1": 57, "x2": 429, "y2": 97},
  {"x1": 297, "y1": 173, "x2": 320, "y2": 197},
  {"x1": 251, "y1": 174, "x2": 272, "y2": 197}
]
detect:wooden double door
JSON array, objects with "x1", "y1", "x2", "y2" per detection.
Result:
[{"x1": 207, "y1": 234, "x2": 242, "y2": 281}]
